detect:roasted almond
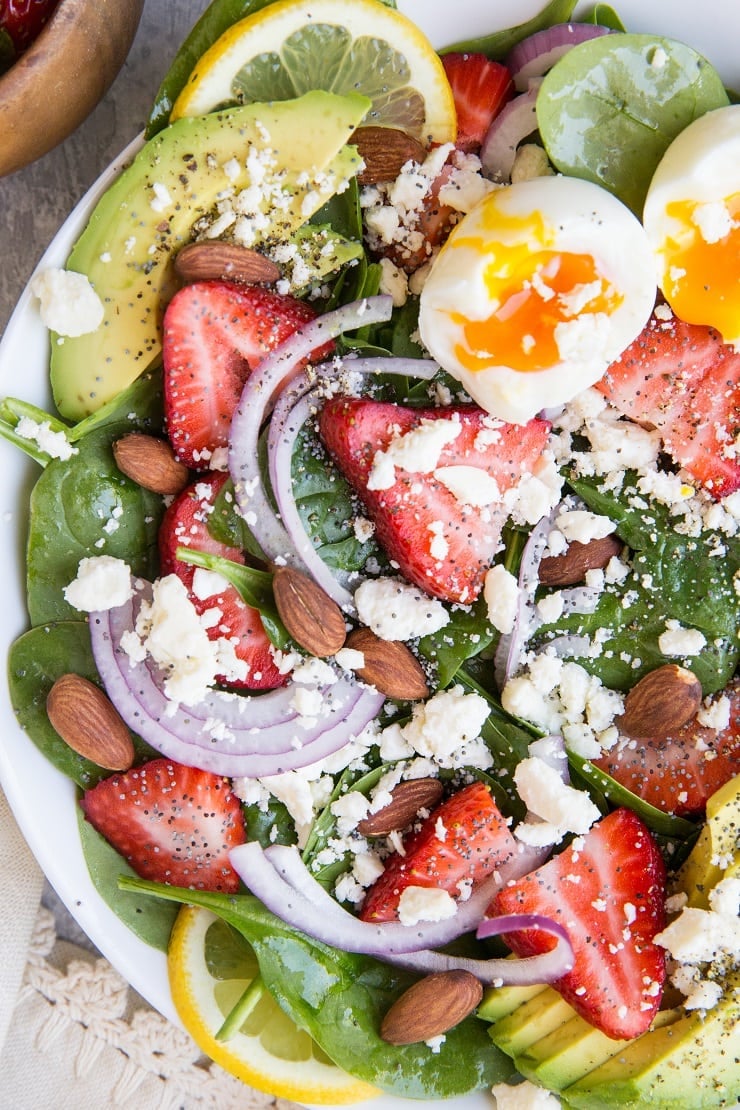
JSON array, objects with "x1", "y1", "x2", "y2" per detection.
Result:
[
  {"x1": 345, "y1": 627, "x2": 429, "y2": 701},
  {"x1": 380, "y1": 970, "x2": 483, "y2": 1045},
  {"x1": 174, "y1": 241, "x2": 281, "y2": 285},
  {"x1": 352, "y1": 126, "x2": 427, "y2": 185},
  {"x1": 272, "y1": 565, "x2": 347, "y2": 657},
  {"x1": 357, "y1": 778, "x2": 443, "y2": 837},
  {"x1": 113, "y1": 433, "x2": 190, "y2": 496},
  {"x1": 47, "y1": 674, "x2": 135, "y2": 771},
  {"x1": 538, "y1": 533, "x2": 623, "y2": 586},
  {"x1": 619, "y1": 664, "x2": 703, "y2": 739}
]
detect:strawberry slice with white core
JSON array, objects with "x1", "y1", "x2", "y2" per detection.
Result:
[
  {"x1": 159, "y1": 471, "x2": 285, "y2": 690},
  {"x1": 163, "y1": 280, "x2": 326, "y2": 468},
  {"x1": 318, "y1": 398, "x2": 551, "y2": 604},
  {"x1": 488, "y1": 807, "x2": 667, "y2": 1041}
]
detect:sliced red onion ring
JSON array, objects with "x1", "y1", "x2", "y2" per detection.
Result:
[
  {"x1": 507, "y1": 23, "x2": 612, "y2": 91},
  {"x1": 480, "y1": 82, "x2": 540, "y2": 184},
  {"x1": 228, "y1": 297, "x2": 393, "y2": 573},
  {"x1": 494, "y1": 502, "x2": 563, "y2": 690},
  {"x1": 267, "y1": 356, "x2": 439, "y2": 610},
  {"x1": 229, "y1": 840, "x2": 574, "y2": 985},
  {"x1": 89, "y1": 582, "x2": 385, "y2": 778}
]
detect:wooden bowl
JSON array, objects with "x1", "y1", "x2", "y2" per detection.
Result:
[{"x1": 0, "y1": 0, "x2": 145, "y2": 177}]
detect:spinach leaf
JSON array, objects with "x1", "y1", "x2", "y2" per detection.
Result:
[
  {"x1": 441, "y1": 0, "x2": 577, "y2": 58},
  {"x1": 25, "y1": 369, "x2": 165, "y2": 626},
  {"x1": 292, "y1": 423, "x2": 381, "y2": 573},
  {"x1": 79, "y1": 814, "x2": 179, "y2": 949},
  {"x1": 208, "y1": 475, "x2": 268, "y2": 561},
  {"x1": 26, "y1": 428, "x2": 163, "y2": 625},
  {"x1": 541, "y1": 472, "x2": 740, "y2": 693},
  {"x1": 120, "y1": 878, "x2": 517, "y2": 1097},
  {"x1": 8, "y1": 621, "x2": 155, "y2": 789},
  {"x1": 418, "y1": 596, "x2": 496, "y2": 688},
  {"x1": 537, "y1": 34, "x2": 729, "y2": 214}
]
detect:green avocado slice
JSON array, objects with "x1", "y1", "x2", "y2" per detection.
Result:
[{"x1": 50, "y1": 90, "x2": 369, "y2": 421}]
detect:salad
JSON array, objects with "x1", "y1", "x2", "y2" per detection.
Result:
[{"x1": 2, "y1": 0, "x2": 739, "y2": 1107}]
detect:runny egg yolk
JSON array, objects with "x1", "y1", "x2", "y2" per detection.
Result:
[
  {"x1": 447, "y1": 207, "x2": 623, "y2": 374},
  {"x1": 659, "y1": 193, "x2": 740, "y2": 342}
]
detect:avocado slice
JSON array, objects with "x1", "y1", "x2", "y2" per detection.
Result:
[
  {"x1": 488, "y1": 988, "x2": 575, "y2": 1057},
  {"x1": 677, "y1": 773, "x2": 740, "y2": 909},
  {"x1": 50, "y1": 90, "x2": 370, "y2": 421},
  {"x1": 562, "y1": 971, "x2": 740, "y2": 1108},
  {"x1": 478, "y1": 979, "x2": 551, "y2": 1024},
  {"x1": 517, "y1": 1007, "x2": 682, "y2": 1091}
]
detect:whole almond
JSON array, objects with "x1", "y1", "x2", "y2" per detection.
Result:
[
  {"x1": 272, "y1": 565, "x2": 347, "y2": 656},
  {"x1": 47, "y1": 674, "x2": 135, "y2": 770},
  {"x1": 175, "y1": 241, "x2": 281, "y2": 285},
  {"x1": 113, "y1": 433, "x2": 190, "y2": 495},
  {"x1": 620, "y1": 664, "x2": 703, "y2": 739},
  {"x1": 345, "y1": 627, "x2": 429, "y2": 701},
  {"x1": 357, "y1": 778, "x2": 443, "y2": 837},
  {"x1": 381, "y1": 971, "x2": 483, "y2": 1045},
  {"x1": 352, "y1": 126, "x2": 427, "y2": 184},
  {"x1": 538, "y1": 534, "x2": 623, "y2": 586}
]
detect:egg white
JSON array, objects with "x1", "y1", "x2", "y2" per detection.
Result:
[
  {"x1": 418, "y1": 175, "x2": 657, "y2": 424},
  {"x1": 643, "y1": 103, "x2": 740, "y2": 346}
]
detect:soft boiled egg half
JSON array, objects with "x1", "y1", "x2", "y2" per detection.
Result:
[
  {"x1": 643, "y1": 103, "x2": 740, "y2": 348},
  {"x1": 418, "y1": 175, "x2": 657, "y2": 424}
]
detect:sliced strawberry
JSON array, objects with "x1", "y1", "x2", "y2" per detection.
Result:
[
  {"x1": 318, "y1": 398, "x2": 551, "y2": 603},
  {"x1": 597, "y1": 309, "x2": 740, "y2": 498},
  {"x1": 489, "y1": 808, "x2": 666, "y2": 1040},
  {"x1": 159, "y1": 471, "x2": 285, "y2": 690},
  {"x1": 163, "y1": 281, "x2": 330, "y2": 468},
  {"x1": 360, "y1": 781, "x2": 518, "y2": 923},
  {"x1": 441, "y1": 52, "x2": 514, "y2": 152},
  {"x1": 593, "y1": 678, "x2": 740, "y2": 818},
  {"x1": 80, "y1": 757, "x2": 246, "y2": 892}
]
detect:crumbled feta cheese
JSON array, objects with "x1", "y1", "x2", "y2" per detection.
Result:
[
  {"x1": 555, "y1": 509, "x2": 616, "y2": 544},
  {"x1": 484, "y1": 563, "x2": 520, "y2": 634},
  {"x1": 64, "y1": 556, "x2": 133, "y2": 611},
  {"x1": 15, "y1": 416, "x2": 76, "y2": 461},
  {"x1": 397, "y1": 684, "x2": 492, "y2": 770},
  {"x1": 657, "y1": 621, "x2": 707, "y2": 658},
  {"x1": 367, "y1": 415, "x2": 461, "y2": 491},
  {"x1": 378, "y1": 256, "x2": 409, "y2": 307},
  {"x1": 126, "y1": 575, "x2": 248, "y2": 705},
  {"x1": 31, "y1": 268, "x2": 104, "y2": 337},
  {"x1": 492, "y1": 1079, "x2": 561, "y2": 1109},
  {"x1": 354, "y1": 577, "x2": 449, "y2": 641},
  {"x1": 397, "y1": 885, "x2": 457, "y2": 925},
  {"x1": 514, "y1": 756, "x2": 600, "y2": 845},
  {"x1": 433, "y1": 464, "x2": 502, "y2": 507}
]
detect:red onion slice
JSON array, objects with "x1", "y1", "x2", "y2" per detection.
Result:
[
  {"x1": 480, "y1": 83, "x2": 540, "y2": 184},
  {"x1": 89, "y1": 582, "x2": 385, "y2": 778},
  {"x1": 267, "y1": 356, "x2": 439, "y2": 611},
  {"x1": 228, "y1": 296, "x2": 393, "y2": 572},
  {"x1": 507, "y1": 23, "x2": 612, "y2": 91},
  {"x1": 229, "y1": 841, "x2": 574, "y2": 985},
  {"x1": 494, "y1": 503, "x2": 562, "y2": 690}
]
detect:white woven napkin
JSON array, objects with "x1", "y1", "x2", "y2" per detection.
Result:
[{"x1": 0, "y1": 786, "x2": 44, "y2": 1049}]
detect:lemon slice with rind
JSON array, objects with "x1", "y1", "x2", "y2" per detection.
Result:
[
  {"x1": 171, "y1": 0, "x2": 456, "y2": 145},
  {"x1": 168, "y1": 904, "x2": 379, "y2": 1104}
]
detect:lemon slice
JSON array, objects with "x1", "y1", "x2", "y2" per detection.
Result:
[
  {"x1": 171, "y1": 0, "x2": 456, "y2": 145},
  {"x1": 168, "y1": 905, "x2": 379, "y2": 1104}
]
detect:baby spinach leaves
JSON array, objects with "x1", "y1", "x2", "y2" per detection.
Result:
[
  {"x1": 119, "y1": 877, "x2": 517, "y2": 1097},
  {"x1": 533, "y1": 472, "x2": 740, "y2": 694},
  {"x1": 537, "y1": 33, "x2": 729, "y2": 214}
]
